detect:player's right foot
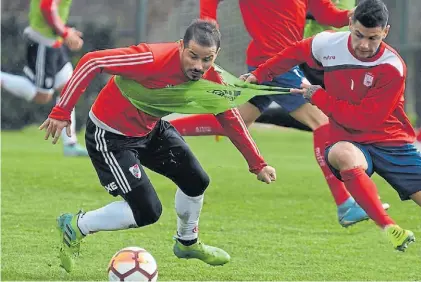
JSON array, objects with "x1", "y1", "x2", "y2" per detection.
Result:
[
  {"x1": 338, "y1": 198, "x2": 390, "y2": 228},
  {"x1": 173, "y1": 239, "x2": 230, "y2": 266},
  {"x1": 385, "y1": 225, "x2": 415, "y2": 252},
  {"x1": 56, "y1": 211, "x2": 85, "y2": 272}
]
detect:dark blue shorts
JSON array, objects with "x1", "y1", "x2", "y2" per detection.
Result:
[
  {"x1": 248, "y1": 65, "x2": 308, "y2": 113},
  {"x1": 325, "y1": 142, "x2": 421, "y2": 201}
]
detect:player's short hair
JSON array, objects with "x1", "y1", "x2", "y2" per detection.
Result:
[
  {"x1": 183, "y1": 19, "x2": 221, "y2": 50},
  {"x1": 352, "y1": 0, "x2": 389, "y2": 28}
]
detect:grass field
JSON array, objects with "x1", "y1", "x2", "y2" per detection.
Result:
[{"x1": 1, "y1": 126, "x2": 420, "y2": 281}]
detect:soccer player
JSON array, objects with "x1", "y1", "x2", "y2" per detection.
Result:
[
  {"x1": 245, "y1": 0, "x2": 419, "y2": 251},
  {"x1": 1, "y1": 0, "x2": 88, "y2": 156},
  {"x1": 170, "y1": 0, "x2": 377, "y2": 228},
  {"x1": 40, "y1": 19, "x2": 276, "y2": 272}
]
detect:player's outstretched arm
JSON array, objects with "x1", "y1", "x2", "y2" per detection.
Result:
[
  {"x1": 214, "y1": 108, "x2": 276, "y2": 183},
  {"x1": 41, "y1": 44, "x2": 154, "y2": 144}
]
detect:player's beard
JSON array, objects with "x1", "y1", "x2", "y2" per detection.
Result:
[{"x1": 188, "y1": 69, "x2": 204, "y2": 81}]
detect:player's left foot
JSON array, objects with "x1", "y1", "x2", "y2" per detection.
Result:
[
  {"x1": 385, "y1": 225, "x2": 415, "y2": 252},
  {"x1": 63, "y1": 143, "x2": 89, "y2": 157},
  {"x1": 57, "y1": 211, "x2": 85, "y2": 272},
  {"x1": 173, "y1": 239, "x2": 230, "y2": 266}
]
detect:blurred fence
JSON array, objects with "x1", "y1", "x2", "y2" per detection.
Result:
[{"x1": 2, "y1": 0, "x2": 421, "y2": 130}]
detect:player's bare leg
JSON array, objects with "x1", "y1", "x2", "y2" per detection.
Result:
[{"x1": 410, "y1": 191, "x2": 421, "y2": 206}]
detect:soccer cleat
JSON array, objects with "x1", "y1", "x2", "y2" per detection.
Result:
[
  {"x1": 215, "y1": 135, "x2": 222, "y2": 142},
  {"x1": 57, "y1": 211, "x2": 85, "y2": 272},
  {"x1": 173, "y1": 239, "x2": 230, "y2": 266},
  {"x1": 63, "y1": 143, "x2": 89, "y2": 157},
  {"x1": 385, "y1": 225, "x2": 415, "y2": 251},
  {"x1": 338, "y1": 198, "x2": 390, "y2": 228}
]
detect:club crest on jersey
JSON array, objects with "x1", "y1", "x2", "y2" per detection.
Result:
[
  {"x1": 363, "y1": 73, "x2": 374, "y2": 87},
  {"x1": 129, "y1": 164, "x2": 141, "y2": 179}
]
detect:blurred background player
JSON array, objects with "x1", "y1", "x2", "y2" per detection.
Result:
[
  {"x1": 246, "y1": 0, "x2": 418, "y2": 251},
  {"x1": 170, "y1": 0, "x2": 385, "y2": 228},
  {"x1": 257, "y1": 0, "x2": 357, "y2": 129},
  {"x1": 40, "y1": 19, "x2": 276, "y2": 272},
  {"x1": 1, "y1": 0, "x2": 88, "y2": 156}
]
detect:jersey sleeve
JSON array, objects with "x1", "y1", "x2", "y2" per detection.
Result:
[
  {"x1": 49, "y1": 44, "x2": 154, "y2": 121},
  {"x1": 311, "y1": 66, "x2": 406, "y2": 130},
  {"x1": 200, "y1": 0, "x2": 221, "y2": 21},
  {"x1": 40, "y1": 0, "x2": 69, "y2": 38},
  {"x1": 203, "y1": 67, "x2": 267, "y2": 174},
  {"x1": 252, "y1": 37, "x2": 319, "y2": 83},
  {"x1": 215, "y1": 108, "x2": 267, "y2": 174},
  {"x1": 308, "y1": 0, "x2": 350, "y2": 28}
]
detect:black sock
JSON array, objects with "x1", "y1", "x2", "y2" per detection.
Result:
[{"x1": 178, "y1": 238, "x2": 198, "y2": 246}]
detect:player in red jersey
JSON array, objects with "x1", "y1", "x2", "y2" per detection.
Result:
[
  {"x1": 245, "y1": 0, "x2": 419, "y2": 251},
  {"x1": 39, "y1": 20, "x2": 276, "y2": 272},
  {"x1": 170, "y1": 0, "x2": 389, "y2": 228}
]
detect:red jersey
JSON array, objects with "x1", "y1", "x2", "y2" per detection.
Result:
[
  {"x1": 253, "y1": 31, "x2": 415, "y2": 145},
  {"x1": 49, "y1": 42, "x2": 267, "y2": 173},
  {"x1": 200, "y1": 0, "x2": 349, "y2": 66}
]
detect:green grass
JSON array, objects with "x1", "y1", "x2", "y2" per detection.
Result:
[{"x1": 1, "y1": 126, "x2": 420, "y2": 281}]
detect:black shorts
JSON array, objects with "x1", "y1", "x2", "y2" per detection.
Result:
[
  {"x1": 85, "y1": 117, "x2": 210, "y2": 204},
  {"x1": 23, "y1": 39, "x2": 71, "y2": 93}
]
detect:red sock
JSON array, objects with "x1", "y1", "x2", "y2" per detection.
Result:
[
  {"x1": 313, "y1": 124, "x2": 350, "y2": 206},
  {"x1": 340, "y1": 168, "x2": 394, "y2": 228},
  {"x1": 170, "y1": 114, "x2": 226, "y2": 136}
]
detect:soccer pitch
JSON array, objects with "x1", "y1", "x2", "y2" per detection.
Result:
[{"x1": 1, "y1": 126, "x2": 420, "y2": 281}]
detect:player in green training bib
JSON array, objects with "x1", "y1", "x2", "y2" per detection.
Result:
[{"x1": 1, "y1": 0, "x2": 87, "y2": 156}]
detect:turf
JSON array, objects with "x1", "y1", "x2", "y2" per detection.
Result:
[{"x1": 1, "y1": 126, "x2": 420, "y2": 281}]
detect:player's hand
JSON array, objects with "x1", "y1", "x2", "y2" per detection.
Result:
[
  {"x1": 239, "y1": 73, "x2": 258, "y2": 84},
  {"x1": 39, "y1": 118, "x2": 71, "y2": 144},
  {"x1": 64, "y1": 28, "x2": 84, "y2": 51},
  {"x1": 257, "y1": 165, "x2": 276, "y2": 184},
  {"x1": 290, "y1": 83, "x2": 322, "y2": 101}
]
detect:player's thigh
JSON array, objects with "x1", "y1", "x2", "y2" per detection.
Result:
[
  {"x1": 139, "y1": 120, "x2": 210, "y2": 197},
  {"x1": 325, "y1": 141, "x2": 373, "y2": 180},
  {"x1": 238, "y1": 102, "x2": 262, "y2": 127},
  {"x1": 23, "y1": 40, "x2": 58, "y2": 95},
  {"x1": 85, "y1": 118, "x2": 162, "y2": 226},
  {"x1": 54, "y1": 46, "x2": 72, "y2": 89},
  {"x1": 289, "y1": 103, "x2": 329, "y2": 130},
  {"x1": 370, "y1": 144, "x2": 421, "y2": 201}
]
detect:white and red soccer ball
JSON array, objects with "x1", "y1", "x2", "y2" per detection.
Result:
[{"x1": 108, "y1": 247, "x2": 158, "y2": 281}]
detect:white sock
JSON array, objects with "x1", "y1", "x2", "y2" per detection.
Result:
[
  {"x1": 1, "y1": 71, "x2": 37, "y2": 101},
  {"x1": 175, "y1": 188, "x2": 203, "y2": 241},
  {"x1": 77, "y1": 201, "x2": 138, "y2": 235},
  {"x1": 57, "y1": 97, "x2": 77, "y2": 145}
]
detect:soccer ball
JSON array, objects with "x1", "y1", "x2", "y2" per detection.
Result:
[{"x1": 108, "y1": 246, "x2": 158, "y2": 281}]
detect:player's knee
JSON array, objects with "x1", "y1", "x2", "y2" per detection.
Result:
[
  {"x1": 328, "y1": 142, "x2": 366, "y2": 171},
  {"x1": 33, "y1": 92, "x2": 53, "y2": 104},
  {"x1": 180, "y1": 171, "x2": 210, "y2": 197},
  {"x1": 130, "y1": 198, "x2": 163, "y2": 227}
]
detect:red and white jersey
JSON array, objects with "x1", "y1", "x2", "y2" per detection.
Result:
[
  {"x1": 253, "y1": 31, "x2": 415, "y2": 145},
  {"x1": 49, "y1": 42, "x2": 267, "y2": 173}
]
